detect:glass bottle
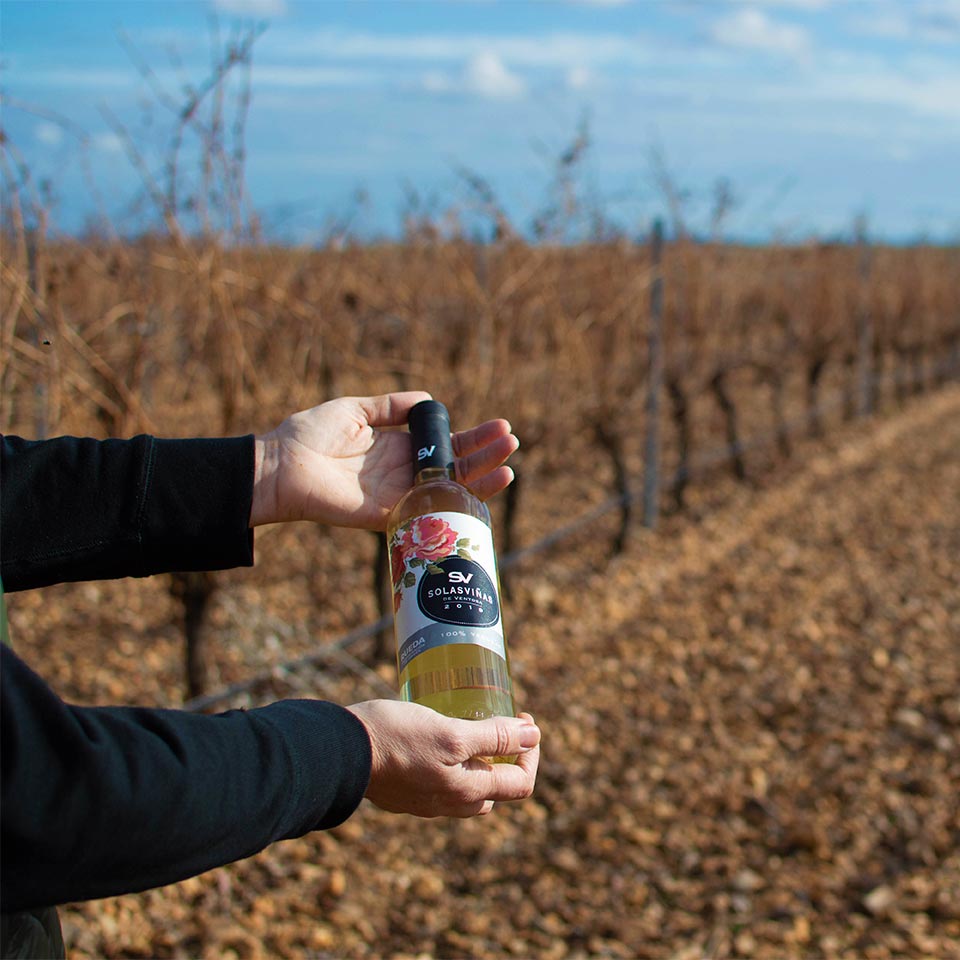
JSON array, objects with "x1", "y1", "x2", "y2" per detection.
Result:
[{"x1": 386, "y1": 400, "x2": 516, "y2": 723}]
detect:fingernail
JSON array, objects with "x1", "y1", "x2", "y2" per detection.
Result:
[{"x1": 519, "y1": 724, "x2": 540, "y2": 749}]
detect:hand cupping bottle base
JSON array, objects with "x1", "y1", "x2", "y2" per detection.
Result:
[{"x1": 386, "y1": 400, "x2": 516, "y2": 726}]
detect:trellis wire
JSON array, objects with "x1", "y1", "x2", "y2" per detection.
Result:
[{"x1": 184, "y1": 351, "x2": 957, "y2": 713}]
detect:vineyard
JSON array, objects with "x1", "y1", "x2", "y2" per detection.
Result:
[{"x1": 2, "y1": 230, "x2": 960, "y2": 958}]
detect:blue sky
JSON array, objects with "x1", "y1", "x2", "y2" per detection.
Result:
[{"x1": 2, "y1": 0, "x2": 959, "y2": 243}]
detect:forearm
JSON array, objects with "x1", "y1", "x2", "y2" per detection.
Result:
[
  {"x1": 0, "y1": 646, "x2": 372, "y2": 912},
  {"x1": 0, "y1": 435, "x2": 256, "y2": 591}
]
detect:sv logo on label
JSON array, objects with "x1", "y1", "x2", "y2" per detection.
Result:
[
  {"x1": 417, "y1": 445, "x2": 436, "y2": 461},
  {"x1": 418, "y1": 555, "x2": 500, "y2": 627}
]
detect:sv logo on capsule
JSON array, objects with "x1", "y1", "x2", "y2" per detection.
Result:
[{"x1": 417, "y1": 445, "x2": 436, "y2": 461}]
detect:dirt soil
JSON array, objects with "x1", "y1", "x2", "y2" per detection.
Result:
[{"x1": 8, "y1": 385, "x2": 960, "y2": 960}]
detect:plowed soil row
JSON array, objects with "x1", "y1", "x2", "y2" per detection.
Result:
[{"x1": 13, "y1": 386, "x2": 960, "y2": 959}]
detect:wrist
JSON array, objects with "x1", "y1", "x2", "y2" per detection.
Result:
[
  {"x1": 249, "y1": 434, "x2": 280, "y2": 527},
  {"x1": 346, "y1": 703, "x2": 384, "y2": 791}
]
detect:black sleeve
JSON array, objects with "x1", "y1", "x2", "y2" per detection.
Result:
[
  {"x1": 0, "y1": 435, "x2": 256, "y2": 591},
  {"x1": 0, "y1": 644, "x2": 372, "y2": 912}
]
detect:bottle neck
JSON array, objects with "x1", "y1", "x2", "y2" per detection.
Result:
[
  {"x1": 414, "y1": 465, "x2": 455, "y2": 486},
  {"x1": 408, "y1": 401, "x2": 456, "y2": 481}
]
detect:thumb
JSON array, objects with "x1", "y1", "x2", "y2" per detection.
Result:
[
  {"x1": 358, "y1": 391, "x2": 432, "y2": 428},
  {"x1": 464, "y1": 713, "x2": 541, "y2": 759}
]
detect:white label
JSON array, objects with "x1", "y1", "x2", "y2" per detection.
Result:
[{"x1": 389, "y1": 511, "x2": 505, "y2": 672}]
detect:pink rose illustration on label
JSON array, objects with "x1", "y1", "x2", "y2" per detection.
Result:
[
  {"x1": 390, "y1": 515, "x2": 462, "y2": 612},
  {"x1": 402, "y1": 516, "x2": 458, "y2": 562}
]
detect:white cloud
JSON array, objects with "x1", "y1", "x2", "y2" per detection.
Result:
[
  {"x1": 20, "y1": 68, "x2": 134, "y2": 90},
  {"x1": 253, "y1": 66, "x2": 382, "y2": 88},
  {"x1": 35, "y1": 122, "x2": 64, "y2": 146},
  {"x1": 849, "y1": 0, "x2": 960, "y2": 43},
  {"x1": 464, "y1": 52, "x2": 526, "y2": 98},
  {"x1": 566, "y1": 65, "x2": 594, "y2": 90},
  {"x1": 211, "y1": 0, "x2": 288, "y2": 17},
  {"x1": 817, "y1": 58, "x2": 960, "y2": 120},
  {"x1": 708, "y1": 50, "x2": 960, "y2": 123},
  {"x1": 708, "y1": 8, "x2": 811, "y2": 59},
  {"x1": 269, "y1": 29, "x2": 640, "y2": 69},
  {"x1": 414, "y1": 52, "x2": 526, "y2": 99},
  {"x1": 885, "y1": 142, "x2": 916, "y2": 162},
  {"x1": 93, "y1": 132, "x2": 125, "y2": 154},
  {"x1": 421, "y1": 70, "x2": 453, "y2": 94},
  {"x1": 739, "y1": 0, "x2": 832, "y2": 9}
]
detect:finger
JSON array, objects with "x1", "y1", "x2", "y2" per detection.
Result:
[
  {"x1": 467, "y1": 465, "x2": 515, "y2": 503},
  {"x1": 512, "y1": 740, "x2": 541, "y2": 782},
  {"x1": 454, "y1": 432, "x2": 520, "y2": 486},
  {"x1": 461, "y1": 714, "x2": 541, "y2": 760},
  {"x1": 452, "y1": 419, "x2": 514, "y2": 458},
  {"x1": 358, "y1": 391, "x2": 432, "y2": 428},
  {"x1": 472, "y1": 745, "x2": 540, "y2": 803},
  {"x1": 445, "y1": 798, "x2": 496, "y2": 819},
  {"x1": 513, "y1": 713, "x2": 540, "y2": 779}
]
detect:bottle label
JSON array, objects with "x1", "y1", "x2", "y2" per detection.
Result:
[{"x1": 390, "y1": 511, "x2": 505, "y2": 673}]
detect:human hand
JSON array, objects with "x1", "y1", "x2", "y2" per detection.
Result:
[
  {"x1": 250, "y1": 392, "x2": 519, "y2": 530},
  {"x1": 346, "y1": 700, "x2": 541, "y2": 818}
]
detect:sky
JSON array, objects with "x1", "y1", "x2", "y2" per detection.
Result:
[{"x1": 2, "y1": 0, "x2": 959, "y2": 244}]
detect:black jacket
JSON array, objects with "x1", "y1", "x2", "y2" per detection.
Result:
[{"x1": 0, "y1": 435, "x2": 372, "y2": 913}]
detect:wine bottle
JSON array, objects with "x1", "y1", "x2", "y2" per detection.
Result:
[{"x1": 386, "y1": 400, "x2": 516, "y2": 727}]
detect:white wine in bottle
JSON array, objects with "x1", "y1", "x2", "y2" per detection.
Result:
[{"x1": 386, "y1": 400, "x2": 516, "y2": 726}]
